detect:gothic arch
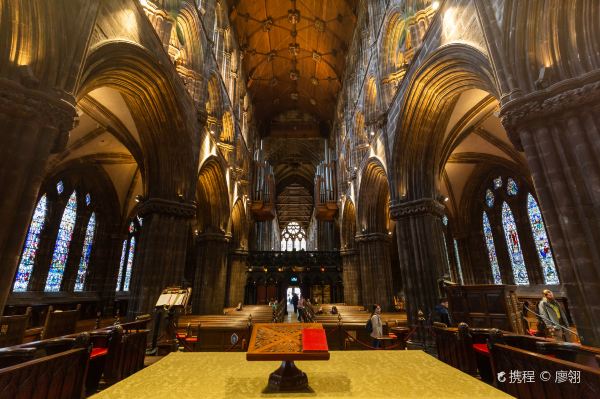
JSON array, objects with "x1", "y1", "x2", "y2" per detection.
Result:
[
  {"x1": 357, "y1": 159, "x2": 391, "y2": 234},
  {"x1": 340, "y1": 199, "x2": 357, "y2": 250},
  {"x1": 78, "y1": 40, "x2": 198, "y2": 200},
  {"x1": 502, "y1": 0, "x2": 600, "y2": 94},
  {"x1": 196, "y1": 157, "x2": 230, "y2": 233},
  {"x1": 392, "y1": 44, "x2": 498, "y2": 202},
  {"x1": 173, "y1": 1, "x2": 204, "y2": 71},
  {"x1": 230, "y1": 198, "x2": 249, "y2": 251}
]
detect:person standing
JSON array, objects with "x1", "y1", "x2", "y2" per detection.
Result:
[
  {"x1": 370, "y1": 304, "x2": 383, "y2": 348},
  {"x1": 297, "y1": 295, "x2": 305, "y2": 322},
  {"x1": 537, "y1": 289, "x2": 571, "y2": 341},
  {"x1": 292, "y1": 292, "x2": 299, "y2": 314}
]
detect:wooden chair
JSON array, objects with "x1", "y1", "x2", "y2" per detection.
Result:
[
  {"x1": 0, "y1": 307, "x2": 31, "y2": 348},
  {"x1": 0, "y1": 333, "x2": 90, "y2": 399},
  {"x1": 490, "y1": 343, "x2": 600, "y2": 399},
  {"x1": 103, "y1": 326, "x2": 149, "y2": 384},
  {"x1": 41, "y1": 305, "x2": 81, "y2": 339},
  {"x1": 0, "y1": 347, "x2": 36, "y2": 368}
]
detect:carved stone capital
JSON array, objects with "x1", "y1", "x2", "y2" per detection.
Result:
[
  {"x1": 389, "y1": 198, "x2": 445, "y2": 220},
  {"x1": 500, "y1": 70, "x2": 600, "y2": 150},
  {"x1": 0, "y1": 77, "x2": 76, "y2": 152},
  {"x1": 196, "y1": 231, "x2": 231, "y2": 243},
  {"x1": 340, "y1": 248, "x2": 358, "y2": 256},
  {"x1": 138, "y1": 197, "x2": 197, "y2": 218}
]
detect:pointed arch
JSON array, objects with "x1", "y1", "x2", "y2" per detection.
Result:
[
  {"x1": 196, "y1": 157, "x2": 230, "y2": 233},
  {"x1": 501, "y1": 201, "x2": 529, "y2": 285},
  {"x1": 45, "y1": 191, "x2": 78, "y2": 292},
  {"x1": 527, "y1": 193, "x2": 559, "y2": 285},
  {"x1": 340, "y1": 199, "x2": 357, "y2": 250},
  {"x1": 230, "y1": 198, "x2": 249, "y2": 250},
  {"x1": 13, "y1": 195, "x2": 48, "y2": 292},
  {"x1": 74, "y1": 212, "x2": 96, "y2": 291},
  {"x1": 357, "y1": 160, "x2": 391, "y2": 234}
]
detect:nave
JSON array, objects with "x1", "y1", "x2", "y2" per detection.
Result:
[{"x1": 2, "y1": 0, "x2": 600, "y2": 398}]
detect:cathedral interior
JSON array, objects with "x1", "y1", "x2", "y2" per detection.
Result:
[{"x1": 1, "y1": 0, "x2": 600, "y2": 398}]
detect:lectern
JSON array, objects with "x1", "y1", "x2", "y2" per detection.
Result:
[{"x1": 148, "y1": 287, "x2": 191, "y2": 355}]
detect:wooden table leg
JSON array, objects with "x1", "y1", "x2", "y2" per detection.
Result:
[{"x1": 267, "y1": 360, "x2": 308, "y2": 391}]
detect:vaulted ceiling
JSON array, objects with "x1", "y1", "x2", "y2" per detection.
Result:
[{"x1": 230, "y1": 0, "x2": 356, "y2": 128}]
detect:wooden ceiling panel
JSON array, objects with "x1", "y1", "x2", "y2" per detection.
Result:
[{"x1": 231, "y1": 0, "x2": 356, "y2": 126}]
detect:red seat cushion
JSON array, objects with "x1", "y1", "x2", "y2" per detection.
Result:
[
  {"x1": 472, "y1": 343, "x2": 490, "y2": 356},
  {"x1": 528, "y1": 329, "x2": 538, "y2": 336},
  {"x1": 184, "y1": 337, "x2": 198, "y2": 342},
  {"x1": 90, "y1": 347, "x2": 108, "y2": 360},
  {"x1": 388, "y1": 334, "x2": 397, "y2": 339},
  {"x1": 176, "y1": 333, "x2": 187, "y2": 339}
]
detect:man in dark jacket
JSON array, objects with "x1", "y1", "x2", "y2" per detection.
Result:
[
  {"x1": 432, "y1": 298, "x2": 452, "y2": 326},
  {"x1": 291, "y1": 292, "x2": 299, "y2": 314}
]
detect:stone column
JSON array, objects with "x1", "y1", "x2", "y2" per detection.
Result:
[
  {"x1": 227, "y1": 249, "x2": 248, "y2": 307},
  {"x1": 501, "y1": 74, "x2": 600, "y2": 345},
  {"x1": 127, "y1": 198, "x2": 195, "y2": 318},
  {"x1": 340, "y1": 248, "x2": 360, "y2": 305},
  {"x1": 355, "y1": 233, "x2": 394, "y2": 310},
  {"x1": 0, "y1": 77, "x2": 75, "y2": 314},
  {"x1": 193, "y1": 232, "x2": 230, "y2": 314},
  {"x1": 390, "y1": 199, "x2": 447, "y2": 329}
]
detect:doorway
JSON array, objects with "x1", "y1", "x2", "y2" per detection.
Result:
[{"x1": 286, "y1": 286, "x2": 300, "y2": 314}]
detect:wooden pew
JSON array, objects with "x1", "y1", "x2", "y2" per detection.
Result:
[
  {"x1": 490, "y1": 343, "x2": 600, "y2": 398},
  {"x1": 103, "y1": 326, "x2": 149, "y2": 385},
  {"x1": 41, "y1": 305, "x2": 81, "y2": 339},
  {"x1": 0, "y1": 307, "x2": 31, "y2": 348},
  {"x1": 0, "y1": 333, "x2": 90, "y2": 399},
  {"x1": 433, "y1": 322, "x2": 479, "y2": 375},
  {"x1": 535, "y1": 341, "x2": 600, "y2": 368}
]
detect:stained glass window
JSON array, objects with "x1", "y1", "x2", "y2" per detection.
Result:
[
  {"x1": 74, "y1": 213, "x2": 96, "y2": 292},
  {"x1": 45, "y1": 192, "x2": 78, "y2": 292},
  {"x1": 85, "y1": 193, "x2": 91, "y2": 206},
  {"x1": 507, "y1": 178, "x2": 518, "y2": 196},
  {"x1": 57, "y1": 181, "x2": 64, "y2": 194},
  {"x1": 442, "y1": 215, "x2": 448, "y2": 226},
  {"x1": 115, "y1": 240, "x2": 128, "y2": 291},
  {"x1": 123, "y1": 236, "x2": 136, "y2": 291},
  {"x1": 527, "y1": 194, "x2": 559, "y2": 285},
  {"x1": 453, "y1": 239, "x2": 464, "y2": 285},
  {"x1": 442, "y1": 233, "x2": 452, "y2": 277},
  {"x1": 485, "y1": 189, "x2": 494, "y2": 208},
  {"x1": 483, "y1": 212, "x2": 502, "y2": 285},
  {"x1": 13, "y1": 195, "x2": 48, "y2": 292},
  {"x1": 281, "y1": 222, "x2": 306, "y2": 251},
  {"x1": 501, "y1": 202, "x2": 530, "y2": 285},
  {"x1": 493, "y1": 176, "x2": 503, "y2": 189}
]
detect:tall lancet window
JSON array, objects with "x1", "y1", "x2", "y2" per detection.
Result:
[
  {"x1": 116, "y1": 221, "x2": 138, "y2": 291},
  {"x1": 74, "y1": 212, "x2": 96, "y2": 292},
  {"x1": 527, "y1": 193, "x2": 559, "y2": 285},
  {"x1": 501, "y1": 202, "x2": 529, "y2": 285},
  {"x1": 13, "y1": 195, "x2": 48, "y2": 292},
  {"x1": 482, "y1": 212, "x2": 502, "y2": 285},
  {"x1": 45, "y1": 191, "x2": 78, "y2": 291}
]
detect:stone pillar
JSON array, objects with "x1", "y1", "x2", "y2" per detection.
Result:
[
  {"x1": 193, "y1": 232, "x2": 230, "y2": 314},
  {"x1": 227, "y1": 249, "x2": 248, "y2": 307},
  {"x1": 127, "y1": 198, "x2": 195, "y2": 318},
  {"x1": 0, "y1": 77, "x2": 75, "y2": 314},
  {"x1": 340, "y1": 249, "x2": 360, "y2": 305},
  {"x1": 390, "y1": 199, "x2": 447, "y2": 330},
  {"x1": 355, "y1": 233, "x2": 394, "y2": 310},
  {"x1": 501, "y1": 74, "x2": 600, "y2": 345}
]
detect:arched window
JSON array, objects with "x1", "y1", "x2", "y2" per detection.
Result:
[
  {"x1": 482, "y1": 212, "x2": 502, "y2": 285},
  {"x1": 281, "y1": 222, "x2": 306, "y2": 251},
  {"x1": 74, "y1": 212, "x2": 96, "y2": 292},
  {"x1": 501, "y1": 202, "x2": 529, "y2": 285},
  {"x1": 13, "y1": 195, "x2": 48, "y2": 292},
  {"x1": 453, "y1": 239, "x2": 464, "y2": 285},
  {"x1": 116, "y1": 221, "x2": 138, "y2": 292},
  {"x1": 45, "y1": 191, "x2": 78, "y2": 292},
  {"x1": 527, "y1": 194, "x2": 559, "y2": 285}
]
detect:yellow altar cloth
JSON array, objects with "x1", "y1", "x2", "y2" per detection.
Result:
[{"x1": 92, "y1": 351, "x2": 512, "y2": 398}]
